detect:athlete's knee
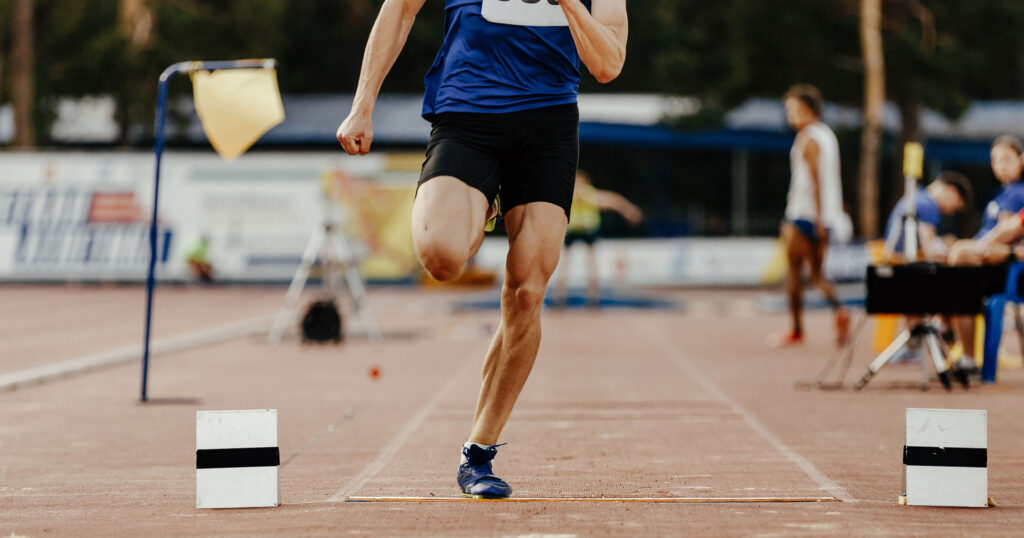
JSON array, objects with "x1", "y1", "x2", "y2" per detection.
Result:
[
  {"x1": 503, "y1": 281, "x2": 546, "y2": 313},
  {"x1": 504, "y1": 258, "x2": 555, "y2": 312},
  {"x1": 808, "y1": 266, "x2": 825, "y2": 285},
  {"x1": 507, "y1": 255, "x2": 557, "y2": 291},
  {"x1": 948, "y1": 240, "x2": 973, "y2": 266},
  {"x1": 415, "y1": 241, "x2": 468, "y2": 282}
]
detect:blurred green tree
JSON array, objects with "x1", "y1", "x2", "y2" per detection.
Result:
[{"x1": 0, "y1": 0, "x2": 1023, "y2": 154}]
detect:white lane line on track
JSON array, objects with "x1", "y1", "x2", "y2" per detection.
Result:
[
  {"x1": 0, "y1": 316, "x2": 273, "y2": 393},
  {"x1": 638, "y1": 319, "x2": 856, "y2": 503},
  {"x1": 327, "y1": 355, "x2": 478, "y2": 502}
]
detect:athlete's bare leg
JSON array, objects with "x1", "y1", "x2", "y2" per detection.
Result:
[
  {"x1": 411, "y1": 176, "x2": 490, "y2": 282},
  {"x1": 782, "y1": 222, "x2": 810, "y2": 337},
  {"x1": 809, "y1": 236, "x2": 840, "y2": 306},
  {"x1": 585, "y1": 243, "x2": 600, "y2": 305},
  {"x1": 809, "y1": 234, "x2": 849, "y2": 344},
  {"x1": 469, "y1": 202, "x2": 567, "y2": 445}
]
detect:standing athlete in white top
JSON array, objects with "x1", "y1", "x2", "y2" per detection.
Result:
[{"x1": 772, "y1": 84, "x2": 850, "y2": 347}]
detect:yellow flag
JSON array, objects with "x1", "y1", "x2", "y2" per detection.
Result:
[{"x1": 191, "y1": 68, "x2": 285, "y2": 160}]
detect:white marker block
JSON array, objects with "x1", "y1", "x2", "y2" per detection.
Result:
[
  {"x1": 196, "y1": 409, "x2": 280, "y2": 509},
  {"x1": 903, "y1": 408, "x2": 987, "y2": 508}
]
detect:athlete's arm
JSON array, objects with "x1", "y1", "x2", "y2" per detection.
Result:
[
  {"x1": 594, "y1": 189, "x2": 643, "y2": 225},
  {"x1": 980, "y1": 211, "x2": 1024, "y2": 247},
  {"x1": 337, "y1": 0, "x2": 426, "y2": 156},
  {"x1": 560, "y1": 0, "x2": 628, "y2": 84},
  {"x1": 802, "y1": 136, "x2": 826, "y2": 237},
  {"x1": 918, "y1": 223, "x2": 947, "y2": 261}
]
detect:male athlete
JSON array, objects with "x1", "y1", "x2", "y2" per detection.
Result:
[
  {"x1": 771, "y1": 84, "x2": 850, "y2": 348},
  {"x1": 337, "y1": 0, "x2": 628, "y2": 498}
]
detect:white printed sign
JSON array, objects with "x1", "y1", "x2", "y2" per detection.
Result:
[
  {"x1": 482, "y1": 0, "x2": 568, "y2": 27},
  {"x1": 475, "y1": 237, "x2": 870, "y2": 288},
  {"x1": 0, "y1": 152, "x2": 419, "y2": 283}
]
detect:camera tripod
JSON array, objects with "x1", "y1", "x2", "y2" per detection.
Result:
[
  {"x1": 854, "y1": 316, "x2": 957, "y2": 391},
  {"x1": 852, "y1": 142, "x2": 965, "y2": 391},
  {"x1": 267, "y1": 222, "x2": 381, "y2": 345}
]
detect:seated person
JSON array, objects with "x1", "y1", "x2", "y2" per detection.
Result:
[
  {"x1": 948, "y1": 135, "x2": 1024, "y2": 265},
  {"x1": 881, "y1": 172, "x2": 971, "y2": 367},
  {"x1": 883, "y1": 171, "x2": 972, "y2": 262},
  {"x1": 948, "y1": 136, "x2": 1024, "y2": 370}
]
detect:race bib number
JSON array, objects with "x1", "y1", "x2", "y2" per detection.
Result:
[{"x1": 482, "y1": 0, "x2": 569, "y2": 27}]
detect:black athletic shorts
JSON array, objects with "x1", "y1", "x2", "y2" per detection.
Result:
[
  {"x1": 564, "y1": 231, "x2": 598, "y2": 246},
  {"x1": 418, "y1": 103, "x2": 580, "y2": 219}
]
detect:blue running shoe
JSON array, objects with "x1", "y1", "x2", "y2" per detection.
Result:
[{"x1": 457, "y1": 443, "x2": 511, "y2": 499}]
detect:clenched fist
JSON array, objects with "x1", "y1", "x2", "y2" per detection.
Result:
[{"x1": 337, "y1": 111, "x2": 374, "y2": 156}]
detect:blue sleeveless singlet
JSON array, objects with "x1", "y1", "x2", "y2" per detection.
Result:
[{"x1": 422, "y1": 0, "x2": 591, "y2": 117}]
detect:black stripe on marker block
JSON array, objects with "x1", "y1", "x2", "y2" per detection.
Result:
[
  {"x1": 903, "y1": 446, "x2": 987, "y2": 468},
  {"x1": 196, "y1": 447, "x2": 280, "y2": 469}
]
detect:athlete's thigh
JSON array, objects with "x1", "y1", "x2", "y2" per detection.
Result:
[
  {"x1": 982, "y1": 242, "x2": 1012, "y2": 265},
  {"x1": 412, "y1": 176, "x2": 489, "y2": 242},
  {"x1": 781, "y1": 222, "x2": 811, "y2": 269},
  {"x1": 503, "y1": 202, "x2": 569, "y2": 285},
  {"x1": 413, "y1": 115, "x2": 508, "y2": 246},
  {"x1": 501, "y1": 105, "x2": 579, "y2": 219},
  {"x1": 949, "y1": 239, "x2": 984, "y2": 266}
]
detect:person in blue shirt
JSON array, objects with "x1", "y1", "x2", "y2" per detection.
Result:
[
  {"x1": 882, "y1": 173, "x2": 971, "y2": 367},
  {"x1": 948, "y1": 136, "x2": 1024, "y2": 374},
  {"x1": 977, "y1": 136, "x2": 1024, "y2": 238},
  {"x1": 337, "y1": 0, "x2": 628, "y2": 499},
  {"x1": 950, "y1": 136, "x2": 1024, "y2": 265},
  {"x1": 883, "y1": 172, "x2": 971, "y2": 261}
]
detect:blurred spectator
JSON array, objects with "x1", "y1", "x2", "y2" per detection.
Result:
[
  {"x1": 553, "y1": 171, "x2": 642, "y2": 307},
  {"x1": 883, "y1": 172, "x2": 972, "y2": 262},
  {"x1": 947, "y1": 136, "x2": 1024, "y2": 371},
  {"x1": 186, "y1": 234, "x2": 214, "y2": 282},
  {"x1": 771, "y1": 84, "x2": 849, "y2": 347}
]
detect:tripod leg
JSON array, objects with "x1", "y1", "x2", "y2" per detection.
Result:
[
  {"x1": 321, "y1": 230, "x2": 339, "y2": 294},
  {"x1": 816, "y1": 314, "x2": 864, "y2": 387},
  {"x1": 835, "y1": 315, "x2": 868, "y2": 385},
  {"x1": 855, "y1": 329, "x2": 912, "y2": 390},
  {"x1": 268, "y1": 227, "x2": 324, "y2": 345},
  {"x1": 925, "y1": 332, "x2": 952, "y2": 391},
  {"x1": 344, "y1": 264, "x2": 382, "y2": 342},
  {"x1": 332, "y1": 234, "x2": 382, "y2": 343}
]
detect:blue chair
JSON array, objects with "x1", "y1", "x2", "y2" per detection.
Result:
[{"x1": 982, "y1": 262, "x2": 1024, "y2": 383}]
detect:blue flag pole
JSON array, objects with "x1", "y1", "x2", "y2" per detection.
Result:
[{"x1": 141, "y1": 59, "x2": 277, "y2": 402}]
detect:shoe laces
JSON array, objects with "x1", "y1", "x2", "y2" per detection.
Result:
[{"x1": 463, "y1": 443, "x2": 508, "y2": 466}]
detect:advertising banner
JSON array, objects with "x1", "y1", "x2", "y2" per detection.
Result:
[
  {"x1": 0, "y1": 152, "x2": 420, "y2": 283},
  {"x1": 0, "y1": 152, "x2": 869, "y2": 286}
]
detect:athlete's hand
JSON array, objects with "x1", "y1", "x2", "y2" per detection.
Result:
[
  {"x1": 337, "y1": 111, "x2": 374, "y2": 156},
  {"x1": 623, "y1": 205, "x2": 643, "y2": 226}
]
